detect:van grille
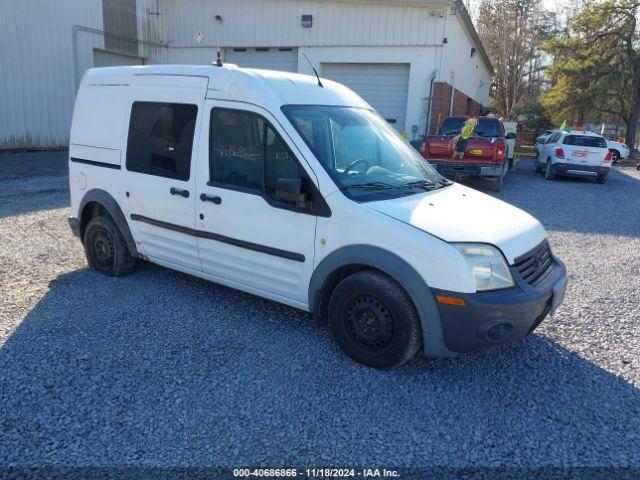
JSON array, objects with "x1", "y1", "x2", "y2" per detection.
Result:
[{"x1": 514, "y1": 241, "x2": 553, "y2": 286}]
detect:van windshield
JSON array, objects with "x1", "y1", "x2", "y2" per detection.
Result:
[{"x1": 282, "y1": 105, "x2": 449, "y2": 200}]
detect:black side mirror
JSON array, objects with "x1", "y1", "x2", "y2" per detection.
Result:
[
  {"x1": 275, "y1": 178, "x2": 311, "y2": 210},
  {"x1": 505, "y1": 132, "x2": 516, "y2": 140}
]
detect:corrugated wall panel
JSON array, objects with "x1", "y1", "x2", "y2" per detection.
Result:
[
  {"x1": 0, "y1": 0, "x2": 163, "y2": 148},
  {"x1": 153, "y1": 0, "x2": 447, "y2": 49},
  {"x1": 0, "y1": 0, "x2": 103, "y2": 148}
]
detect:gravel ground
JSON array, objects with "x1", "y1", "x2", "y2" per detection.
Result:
[{"x1": 0, "y1": 151, "x2": 639, "y2": 470}]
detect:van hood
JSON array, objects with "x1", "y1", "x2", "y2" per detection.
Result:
[{"x1": 366, "y1": 183, "x2": 546, "y2": 263}]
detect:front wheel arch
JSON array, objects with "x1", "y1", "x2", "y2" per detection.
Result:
[{"x1": 308, "y1": 245, "x2": 453, "y2": 358}]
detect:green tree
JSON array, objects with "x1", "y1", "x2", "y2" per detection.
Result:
[{"x1": 542, "y1": 0, "x2": 640, "y2": 147}]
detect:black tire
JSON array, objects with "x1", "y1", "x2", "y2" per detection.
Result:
[
  {"x1": 610, "y1": 149, "x2": 619, "y2": 164},
  {"x1": 544, "y1": 158, "x2": 555, "y2": 180},
  {"x1": 535, "y1": 154, "x2": 544, "y2": 173},
  {"x1": 489, "y1": 161, "x2": 507, "y2": 192},
  {"x1": 597, "y1": 176, "x2": 607, "y2": 184},
  {"x1": 328, "y1": 270, "x2": 422, "y2": 369},
  {"x1": 489, "y1": 175, "x2": 503, "y2": 192},
  {"x1": 83, "y1": 214, "x2": 136, "y2": 276}
]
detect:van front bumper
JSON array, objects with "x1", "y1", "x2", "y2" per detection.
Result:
[
  {"x1": 428, "y1": 160, "x2": 503, "y2": 178},
  {"x1": 431, "y1": 256, "x2": 567, "y2": 353}
]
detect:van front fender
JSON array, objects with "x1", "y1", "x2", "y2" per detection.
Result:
[{"x1": 309, "y1": 245, "x2": 456, "y2": 357}]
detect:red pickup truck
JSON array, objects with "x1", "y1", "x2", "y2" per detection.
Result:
[{"x1": 419, "y1": 116, "x2": 514, "y2": 192}]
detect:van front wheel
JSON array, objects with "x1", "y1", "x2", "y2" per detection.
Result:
[
  {"x1": 84, "y1": 215, "x2": 136, "y2": 276},
  {"x1": 328, "y1": 271, "x2": 422, "y2": 369}
]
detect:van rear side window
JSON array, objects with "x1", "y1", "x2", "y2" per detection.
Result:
[{"x1": 126, "y1": 102, "x2": 197, "y2": 181}]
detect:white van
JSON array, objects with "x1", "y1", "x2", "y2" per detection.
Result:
[{"x1": 68, "y1": 65, "x2": 567, "y2": 369}]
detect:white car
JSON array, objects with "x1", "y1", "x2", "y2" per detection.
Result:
[
  {"x1": 536, "y1": 130, "x2": 612, "y2": 183},
  {"x1": 68, "y1": 65, "x2": 567, "y2": 369},
  {"x1": 533, "y1": 130, "x2": 557, "y2": 155},
  {"x1": 606, "y1": 139, "x2": 630, "y2": 163}
]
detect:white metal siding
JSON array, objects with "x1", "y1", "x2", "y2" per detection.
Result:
[
  {"x1": 0, "y1": 0, "x2": 159, "y2": 149},
  {"x1": 93, "y1": 49, "x2": 145, "y2": 67},
  {"x1": 321, "y1": 63, "x2": 410, "y2": 132},
  {"x1": 224, "y1": 48, "x2": 298, "y2": 72},
  {"x1": 154, "y1": 0, "x2": 448, "y2": 48},
  {"x1": 0, "y1": 0, "x2": 103, "y2": 148}
]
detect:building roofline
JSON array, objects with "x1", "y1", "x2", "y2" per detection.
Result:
[
  {"x1": 454, "y1": 0, "x2": 494, "y2": 75},
  {"x1": 314, "y1": 0, "x2": 451, "y2": 5},
  {"x1": 316, "y1": 0, "x2": 494, "y2": 75}
]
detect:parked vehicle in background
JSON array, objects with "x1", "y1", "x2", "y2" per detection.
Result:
[
  {"x1": 502, "y1": 121, "x2": 517, "y2": 166},
  {"x1": 419, "y1": 116, "x2": 515, "y2": 192},
  {"x1": 606, "y1": 139, "x2": 630, "y2": 163},
  {"x1": 534, "y1": 130, "x2": 557, "y2": 156},
  {"x1": 68, "y1": 65, "x2": 567, "y2": 369},
  {"x1": 536, "y1": 130, "x2": 612, "y2": 183}
]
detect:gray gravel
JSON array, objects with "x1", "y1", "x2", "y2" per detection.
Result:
[{"x1": 0, "y1": 151, "x2": 639, "y2": 468}]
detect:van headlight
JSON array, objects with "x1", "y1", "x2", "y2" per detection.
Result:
[{"x1": 453, "y1": 243, "x2": 515, "y2": 291}]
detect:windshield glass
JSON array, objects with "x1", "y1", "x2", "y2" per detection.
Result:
[
  {"x1": 439, "y1": 118, "x2": 502, "y2": 137},
  {"x1": 440, "y1": 118, "x2": 466, "y2": 135},
  {"x1": 282, "y1": 105, "x2": 449, "y2": 201}
]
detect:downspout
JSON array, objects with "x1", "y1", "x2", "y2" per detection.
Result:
[
  {"x1": 448, "y1": 71, "x2": 455, "y2": 116},
  {"x1": 72, "y1": 25, "x2": 168, "y2": 88},
  {"x1": 425, "y1": 70, "x2": 438, "y2": 135},
  {"x1": 425, "y1": 6, "x2": 449, "y2": 136}
]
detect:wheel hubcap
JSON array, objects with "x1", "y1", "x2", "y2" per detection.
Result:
[
  {"x1": 93, "y1": 230, "x2": 114, "y2": 269},
  {"x1": 345, "y1": 295, "x2": 394, "y2": 351}
]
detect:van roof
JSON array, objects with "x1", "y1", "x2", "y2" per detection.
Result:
[{"x1": 82, "y1": 64, "x2": 371, "y2": 110}]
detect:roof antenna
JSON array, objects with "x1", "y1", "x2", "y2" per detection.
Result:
[
  {"x1": 302, "y1": 53, "x2": 323, "y2": 88},
  {"x1": 214, "y1": 48, "x2": 223, "y2": 67}
]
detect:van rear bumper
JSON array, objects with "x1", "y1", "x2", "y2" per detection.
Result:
[
  {"x1": 430, "y1": 256, "x2": 567, "y2": 354},
  {"x1": 427, "y1": 160, "x2": 503, "y2": 178}
]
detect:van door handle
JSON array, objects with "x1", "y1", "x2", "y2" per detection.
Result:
[
  {"x1": 200, "y1": 193, "x2": 222, "y2": 205},
  {"x1": 170, "y1": 187, "x2": 190, "y2": 198}
]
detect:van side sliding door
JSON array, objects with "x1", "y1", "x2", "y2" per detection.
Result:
[{"x1": 121, "y1": 75, "x2": 207, "y2": 271}]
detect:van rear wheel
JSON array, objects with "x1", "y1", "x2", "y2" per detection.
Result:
[
  {"x1": 84, "y1": 215, "x2": 136, "y2": 276},
  {"x1": 328, "y1": 271, "x2": 422, "y2": 369}
]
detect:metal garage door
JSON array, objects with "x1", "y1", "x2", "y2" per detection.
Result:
[
  {"x1": 321, "y1": 63, "x2": 410, "y2": 133},
  {"x1": 93, "y1": 49, "x2": 144, "y2": 67},
  {"x1": 224, "y1": 48, "x2": 298, "y2": 73}
]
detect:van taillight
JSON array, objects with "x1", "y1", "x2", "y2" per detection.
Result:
[
  {"x1": 420, "y1": 141, "x2": 428, "y2": 158},
  {"x1": 496, "y1": 144, "x2": 505, "y2": 161},
  {"x1": 555, "y1": 148, "x2": 565, "y2": 158},
  {"x1": 604, "y1": 151, "x2": 612, "y2": 162}
]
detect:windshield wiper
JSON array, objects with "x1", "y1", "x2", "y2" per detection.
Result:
[
  {"x1": 401, "y1": 179, "x2": 442, "y2": 190},
  {"x1": 340, "y1": 181, "x2": 397, "y2": 190}
]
